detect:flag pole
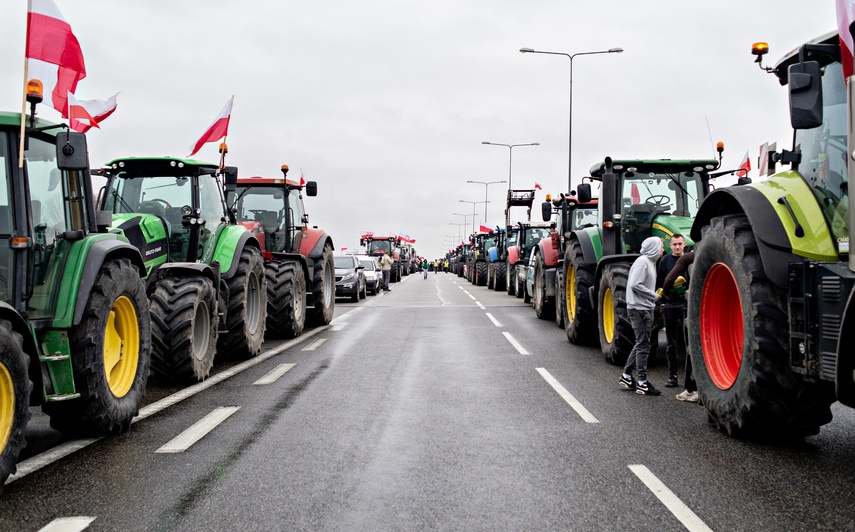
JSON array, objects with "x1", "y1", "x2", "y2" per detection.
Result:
[
  {"x1": 18, "y1": 9, "x2": 30, "y2": 169},
  {"x1": 218, "y1": 137, "x2": 228, "y2": 169}
]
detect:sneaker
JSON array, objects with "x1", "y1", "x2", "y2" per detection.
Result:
[
  {"x1": 676, "y1": 390, "x2": 699, "y2": 402},
  {"x1": 618, "y1": 375, "x2": 636, "y2": 390},
  {"x1": 636, "y1": 381, "x2": 661, "y2": 396},
  {"x1": 665, "y1": 375, "x2": 679, "y2": 388}
]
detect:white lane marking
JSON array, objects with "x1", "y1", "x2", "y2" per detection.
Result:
[
  {"x1": 7, "y1": 325, "x2": 329, "y2": 485},
  {"x1": 536, "y1": 368, "x2": 599, "y2": 423},
  {"x1": 628, "y1": 464, "x2": 713, "y2": 532},
  {"x1": 462, "y1": 289, "x2": 470, "y2": 294},
  {"x1": 331, "y1": 323, "x2": 347, "y2": 331},
  {"x1": 502, "y1": 332, "x2": 529, "y2": 355},
  {"x1": 485, "y1": 313, "x2": 501, "y2": 327},
  {"x1": 467, "y1": 294, "x2": 476, "y2": 301},
  {"x1": 155, "y1": 406, "x2": 241, "y2": 454},
  {"x1": 253, "y1": 363, "x2": 297, "y2": 385},
  {"x1": 38, "y1": 517, "x2": 96, "y2": 532},
  {"x1": 302, "y1": 338, "x2": 327, "y2": 351},
  {"x1": 475, "y1": 302, "x2": 485, "y2": 309},
  {"x1": 331, "y1": 307, "x2": 363, "y2": 324}
]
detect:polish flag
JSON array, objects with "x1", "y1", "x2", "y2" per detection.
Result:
[
  {"x1": 26, "y1": 0, "x2": 86, "y2": 117},
  {"x1": 837, "y1": 0, "x2": 855, "y2": 79},
  {"x1": 534, "y1": 182, "x2": 542, "y2": 190},
  {"x1": 736, "y1": 150, "x2": 751, "y2": 178},
  {"x1": 188, "y1": 96, "x2": 234, "y2": 157},
  {"x1": 67, "y1": 92, "x2": 118, "y2": 133},
  {"x1": 479, "y1": 225, "x2": 492, "y2": 233},
  {"x1": 630, "y1": 183, "x2": 640, "y2": 204},
  {"x1": 299, "y1": 168, "x2": 306, "y2": 187}
]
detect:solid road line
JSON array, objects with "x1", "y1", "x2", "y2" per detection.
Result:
[
  {"x1": 485, "y1": 313, "x2": 501, "y2": 327},
  {"x1": 628, "y1": 464, "x2": 713, "y2": 532},
  {"x1": 38, "y1": 517, "x2": 96, "y2": 532},
  {"x1": 253, "y1": 363, "x2": 297, "y2": 385},
  {"x1": 302, "y1": 338, "x2": 327, "y2": 351},
  {"x1": 155, "y1": 406, "x2": 241, "y2": 453},
  {"x1": 536, "y1": 368, "x2": 599, "y2": 423},
  {"x1": 502, "y1": 332, "x2": 530, "y2": 355}
]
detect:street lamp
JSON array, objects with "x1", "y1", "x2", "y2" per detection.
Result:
[
  {"x1": 519, "y1": 46, "x2": 623, "y2": 192},
  {"x1": 481, "y1": 142, "x2": 539, "y2": 190},
  {"x1": 453, "y1": 212, "x2": 476, "y2": 237},
  {"x1": 449, "y1": 221, "x2": 467, "y2": 243},
  {"x1": 458, "y1": 200, "x2": 487, "y2": 235},
  {"x1": 466, "y1": 179, "x2": 506, "y2": 223}
]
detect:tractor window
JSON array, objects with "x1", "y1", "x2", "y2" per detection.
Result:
[
  {"x1": 234, "y1": 186, "x2": 287, "y2": 252},
  {"x1": 572, "y1": 208, "x2": 598, "y2": 229},
  {"x1": 0, "y1": 131, "x2": 12, "y2": 305},
  {"x1": 197, "y1": 173, "x2": 227, "y2": 258}
]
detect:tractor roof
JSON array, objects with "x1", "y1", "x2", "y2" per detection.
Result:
[
  {"x1": 588, "y1": 159, "x2": 720, "y2": 178},
  {"x1": 237, "y1": 177, "x2": 303, "y2": 188},
  {"x1": 771, "y1": 30, "x2": 838, "y2": 85},
  {"x1": 0, "y1": 112, "x2": 61, "y2": 135},
  {"x1": 104, "y1": 156, "x2": 219, "y2": 176}
]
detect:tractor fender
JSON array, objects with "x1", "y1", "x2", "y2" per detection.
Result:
[
  {"x1": 148, "y1": 261, "x2": 218, "y2": 288},
  {"x1": 590, "y1": 254, "x2": 638, "y2": 314},
  {"x1": 691, "y1": 186, "x2": 800, "y2": 290},
  {"x1": 571, "y1": 229, "x2": 599, "y2": 267},
  {"x1": 488, "y1": 246, "x2": 499, "y2": 263},
  {"x1": 538, "y1": 239, "x2": 558, "y2": 268},
  {"x1": 238, "y1": 221, "x2": 265, "y2": 251},
  {"x1": 0, "y1": 301, "x2": 41, "y2": 403},
  {"x1": 269, "y1": 251, "x2": 311, "y2": 283},
  {"x1": 300, "y1": 228, "x2": 333, "y2": 262},
  {"x1": 72, "y1": 238, "x2": 147, "y2": 326},
  {"x1": 217, "y1": 229, "x2": 261, "y2": 279},
  {"x1": 507, "y1": 246, "x2": 520, "y2": 265}
]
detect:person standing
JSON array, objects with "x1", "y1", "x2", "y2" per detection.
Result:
[
  {"x1": 619, "y1": 236, "x2": 664, "y2": 396},
  {"x1": 656, "y1": 234, "x2": 687, "y2": 388},
  {"x1": 423, "y1": 258, "x2": 429, "y2": 279},
  {"x1": 380, "y1": 251, "x2": 394, "y2": 291},
  {"x1": 663, "y1": 251, "x2": 699, "y2": 402}
]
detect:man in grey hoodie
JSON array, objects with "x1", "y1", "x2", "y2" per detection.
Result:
[{"x1": 619, "y1": 236, "x2": 664, "y2": 396}]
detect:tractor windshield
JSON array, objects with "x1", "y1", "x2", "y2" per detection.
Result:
[
  {"x1": 572, "y1": 208, "x2": 598, "y2": 230},
  {"x1": 793, "y1": 61, "x2": 848, "y2": 242},
  {"x1": 620, "y1": 171, "x2": 704, "y2": 219}
]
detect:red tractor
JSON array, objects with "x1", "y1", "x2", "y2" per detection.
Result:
[
  {"x1": 233, "y1": 166, "x2": 335, "y2": 336},
  {"x1": 360, "y1": 233, "x2": 402, "y2": 282}
]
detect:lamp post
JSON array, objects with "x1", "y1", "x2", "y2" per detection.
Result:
[
  {"x1": 458, "y1": 200, "x2": 487, "y2": 234},
  {"x1": 466, "y1": 180, "x2": 506, "y2": 223},
  {"x1": 519, "y1": 46, "x2": 623, "y2": 193},
  {"x1": 481, "y1": 142, "x2": 539, "y2": 190},
  {"x1": 453, "y1": 212, "x2": 476, "y2": 238},
  {"x1": 449, "y1": 221, "x2": 467, "y2": 243}
]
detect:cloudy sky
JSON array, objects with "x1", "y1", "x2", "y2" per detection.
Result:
[{"x1": 0, "y1": 1, "x2": 837, "y2": 258}]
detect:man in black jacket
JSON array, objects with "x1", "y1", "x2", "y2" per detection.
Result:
[{"x1": 656, "y1": 234, "x2": 687, "y2": 388}]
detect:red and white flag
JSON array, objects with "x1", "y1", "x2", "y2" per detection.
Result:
[
  {"x1": 736, "y1": 150, "x2": 751, "y2": 178},
  {"x1": 67, "y1": 92, "x2": 118, "y2": 133},
  {"x1": 26, "y1": 0, "x2": 86, "y2": 117},
  {"x1": 837, "y1": 0, "x2": 855, "y2": 79},
  {"x1": 534, "y1": 182, "x2": 542, "y2": 190},
  {"x1": 188, "y1": 96, "x2": 234, "y2": 157},
  {"x1": 479, "y1": 224, "x2": 492, "y2": 233},
  {"x1": 299, "y1": 168, "x2": 306, "y2": 187}
]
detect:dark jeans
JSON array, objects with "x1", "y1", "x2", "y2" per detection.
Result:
[
  {"x1": 382, "y1": 269, "x2": 391, "y2": 288},
  {"x1": 624, "y1": 308, "x2": 654, "y2": 383},
  {"x1": 664, "y1": 316, "x2": 684, "y2": 378}
]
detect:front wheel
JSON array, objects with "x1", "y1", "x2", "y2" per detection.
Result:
[
  {"x1": 266, "y1": 260, "x2": 306, "y2": 339},
  {"x1": 0, "y1": 319, "x2": 30, "y2": 493},
  {"x1": 532, "y1": 252, "x2": 554, "y2": 320},
  {"x1": 494, "y1": 262, "x2": 507, "y2": 292},
  {"x1": 563, "y1": 240, "x2": 597, "y2": 345},
  {"x1": 688, "y1": 214, "x2": 835, "y2": 438},
  {"x1": 308, "y1": 244, "x2": 335, "y2": 325},
  {"x1": 506, "y1": 261, "x2": 515, "y2": 296},
  {"x1": 219, "y1": 247, "x2": 267, "y2": 358},
  {"x1": 597, "y1": 263, "x2": 634, "y2": 365}
]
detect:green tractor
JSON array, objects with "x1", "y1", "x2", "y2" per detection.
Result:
[
  {"x1": 563, "y1": 156, "x2": 722, "y2": 364},
  {"x1": 686, "y1": 31, "x2": 855, "y2": 438},
  {"x1": 469, "y1": 231, "x2": 493, "y2": 286},
  {"x1": 98, "y1": 156, "x2": 266, "y2": 383},
  {"x1": 1, "y1": 97, "x2": 150, "y2": 490}
]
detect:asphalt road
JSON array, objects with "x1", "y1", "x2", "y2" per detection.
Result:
[{"x1": 2, "y1": 270, "x2": 855, "y2": 531}]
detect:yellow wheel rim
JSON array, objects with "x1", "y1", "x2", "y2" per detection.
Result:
[
  {"x1": 602, "y1": 288, "x2": 615, "y2": 343},
  {"x1": 0, "y1": 362, "x2": 14, "y2": 451},
  {"x1": 103, "y1": 295, "x2": 140, "y2": 398},
  {"x1": 565, "y1": 265, "x2": 576, "y2": 321}
]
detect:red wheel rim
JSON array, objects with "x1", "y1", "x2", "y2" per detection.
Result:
[{"x1": 700, "y1": 262, "x2": 744, "y2": 389}]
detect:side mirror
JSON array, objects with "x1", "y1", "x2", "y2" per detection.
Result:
[
  {"x1": 305, "y1": 181, "x2": 318, "y2": 197},
  {"x1": 577, "y1": 183, "x2": 592, "y2": 203},
  {"x1": 789, "y1": 61, "x2": 822, "y2": 130},
  {"x1": 56, "y1": 131, "x2": 89, "y2": 171},
  {"x1": 222, "y1": 166, "x2": 238, "y2": 191},
  {"x1": 541, "y1": 201, "x2": 551, "y2": 222}
]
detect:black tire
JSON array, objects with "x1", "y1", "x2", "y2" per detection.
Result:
[
  {"x1": 688, "y1": 214, "x2": 835, "y2": 438},
  {"x1": 533, "y1": 252, "x2": 555, "y2": 320},
  {"x1": 351, "y1": 286, "x2": 359, "y2": 302},
  {"x1": 475, "y1": 262, "x2": 488, "y2": 286},
  {"x1": 515, "y1": 266, "x2": 525, "y2": 299},
  {"x1": 150, "y1": 275, "x2": 218, "y2": 382},
  {"x1": 308, "y1": 244, "x2": 335, "y2": 326},
  {"x1": 563, "y1": 239, "x2": 597, "y2": 345},
  {"x1": 265, "y1": 260, "x2": 306, "y2": 339},
  {"x1": 597, "y1": 263, "x2": 635, "y2": 365},
  {"x1": 360, "y1": 278, "x2": 367, "y2": 299},
  {"x1": 506, "y1": 260, "x2": 515, "y2": 295},
  {"x1": 219, "y1": 247, "x2": 267, "y2": 358},
  {"x1": 44, "y1": 258, "x2": 151, "y2": 434},
  {"x1": 0, "y1": 319, "x2": 31, "y2": 493},
  {"x1": 554, "y1": 266, "x2": 564, "y2": 329},
  {"x1": 494, "y1": 262, "x2": 507, "y2": 291},
  {"x1": 486, "y1": 264, "x2": 494, "y2": 289}
]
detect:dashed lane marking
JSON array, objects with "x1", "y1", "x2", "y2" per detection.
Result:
[
  {"x1": 253, "y1": 363, "x2": 297, "y2": 385},
  {"x1": 628, "y1": 464, "x2": 713, "y2": 532},
  {"x1": 536, "y1": 368, "x2": 599, "y2": 423},
  {"x1": 38, "y1": 517, "x2": 96, "y2": 532},
  {"x1": 467, "y1": 294, "x2": 476, "y2": 301},
  {"x1": 302, "y1": 338, "x2": 327, "y2": 351},
  {"x1": 486, "y1": 313, "x2": 501, "y2": 327},
  {"x1": 331, "y1": 323, "x2": 348, "y2": 331},
  {"x1": 155, "y1": 406, "x2": 241, "y2": 453},
  {"x1": 502, "y1": 332, "x2": 529, "y2": 355},
  {"x1": 476, "y1": 302, "x2": 485, "y2": 309}
]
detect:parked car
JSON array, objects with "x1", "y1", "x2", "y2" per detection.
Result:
[
  {"x1": 334, "y1": 254, "x2": 366, "y2": 301},
  {"x1": 356, "y1": 255, "x2": 382, "y2": 295}
]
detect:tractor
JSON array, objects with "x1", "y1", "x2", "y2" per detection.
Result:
[
  {"x1": 686, "y1": 30, "x2": 855, "y2": 438},
  {"x1": 98, "y1": 156, "x2": 266, "y2": 383},
  {"x1": 468, "y1": 230, "x2": 493, "y2": 286},
  {"x1": 1, "y1": 92, "x2": 150, "y2": 490},
  {"x1": 233, "y1": 165, "x2": 335, "y2": 336},
  {"x1": 506, "y1": 221, "x2": 553, "y2": 302},
  {"x1": 486, "y1": 227, "x2": 507, "y2": 291},
  {"x1": 361, "y1": 234, "x2": 401, "y2": 282}
]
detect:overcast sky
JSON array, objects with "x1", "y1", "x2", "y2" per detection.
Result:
[{"x1": 0, "y1": 1, "x2": 837, "y2": 258}]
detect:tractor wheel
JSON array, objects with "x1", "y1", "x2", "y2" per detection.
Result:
[
  {"x1": 219, "y1": 247, "x2": 267, "y2": 358},
  {"x1": 533, "y1": 252, "x2": 555, "y2": 320},
  {"x1": 475, "y1": 262, "x2": 488, "y2": 286},
  {"x1": 308, "y1": 244, "x2": 336, "y2": 326},
  {"x1": 150, "y1": 276, "x2": 218, "y2": 382},
  {"x1": 487, "y1": 265, "x2": 494, "y2": 289},
  {"x1": 0, "y1": 319, "x2": 30, "y2": 493},
  {"x1": 45, "y1": 258, "x2": 152, "y2": 434},
  {"x1": 688, "y1": 214, "x2": 835, "y2": 438},
  {"x1": 506, "y1": 261, "x2": 515, "y2": 295},
  {"x1": 494, "y1": 262, "x2": 507, "y2": 291},
  {"x1": 359, "y1": 279, "x2": 367, "y2": 299},
  {"x1": 563, "y1": 239, "x2": 597, "y2": 345},
  {"x1": 515, "y1": 267, "x2": 525, "y2": 299},
  {"x1": 265, "y1": 260, "x2": 306, "y2": 339},
  {"x1": 554, "y1": 266, "x2": 564, "y2": 329},
  {"x1": 597, "y1": 263, "x2": 634, "y2": 365}
]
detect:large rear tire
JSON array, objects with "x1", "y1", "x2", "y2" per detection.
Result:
[
  {"x1": 563, "y1": 239, "x2": 597, "y2": 345},
  {"x1": 494, "y1": 262, "x2": 507, "y2": 291},
  {"x1": 219, "y1": 247, "x2": 267, "y2": 358},
  {"x1": 475, "y1": 262, "x2": 488, "y2": 286},
  {"x1": 689, "y1": 214, "x2": 835, "y2": 438},
  {"x1": 597, "y1": 263, "x2": 634, "y2": 365},
  {"x1": 265, "y1": 260, "x2": 306, "y2": 339},
  {"x1": 532, "y1": 252, "x2": 555, "y2": 320},
  {"x1": 150, "y1": 276, "x2": 218, "y2": 382},
  {"x1": 45, "y1": 258, "x2": 151, "y2": 434},
  {"x1": 506, "y1": 260, "x2": 515, "y2": 295},
  {"x1": 0, "y1": 319, "x2": 30, "y2": 493},
  {"x1": 308, "y1": 244, "x2": 335, "y2": 326}
]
